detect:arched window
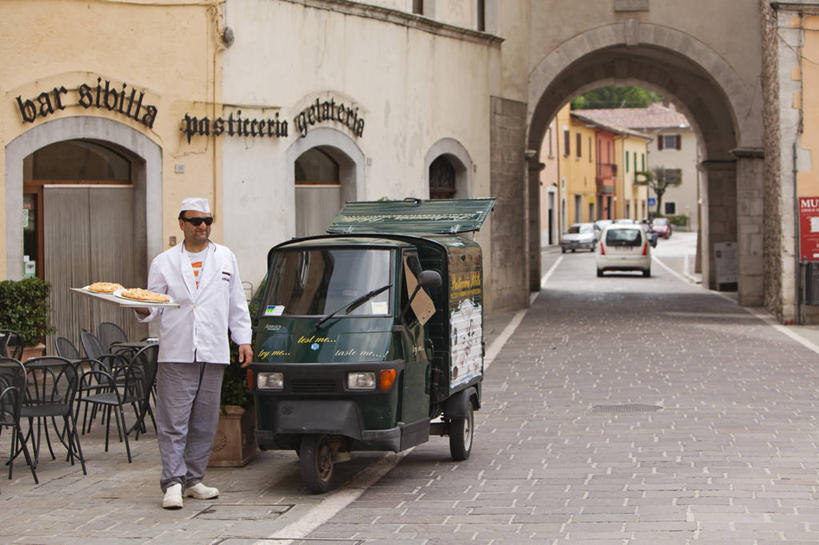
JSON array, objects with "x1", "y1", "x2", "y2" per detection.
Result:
[{"x1": 429, "y1": 156, "x2": 456, "y2": 199}]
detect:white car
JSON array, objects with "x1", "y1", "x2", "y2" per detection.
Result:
[
  {"x1": 596, "y1": 224, "x2": 651, "y2": 277},
  {"x1": 560, "y1": 222, "x2": 598, "y2": 253}
]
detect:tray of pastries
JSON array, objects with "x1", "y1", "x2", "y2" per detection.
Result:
[{"x1": 71, "y1": 283, "x2": 179, "y2": 308}]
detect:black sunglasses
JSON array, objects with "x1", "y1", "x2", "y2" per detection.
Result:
[{"x1": 182, "y1": 216, "x2": 213, "y2": 226}]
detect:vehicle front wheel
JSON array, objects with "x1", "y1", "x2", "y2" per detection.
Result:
[
  {"x1": 643, "y1": 268, "x2": 651, "y2": 278},
  {"x1": 299, "y1": 434, "x2": 335, "y2": 494},
  {"x1": 561, "y1": 247, "x2": 566, "y2": 253},
  {"x1": 449, "y1": 403, "x2": 474, "y2": 461}
]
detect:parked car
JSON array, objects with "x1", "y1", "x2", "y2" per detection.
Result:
[
  {"x1": 651, "y1": 217, "x2": 672, "y2": 238},
  {"x1": 594, "y1": 219, "x2": 613, "y2": 233},
  {"x1": 560, "y1": 222, "x2": 597, "y2": 253},
  {"x1": 613, "y1": 218, "x2": 636, "y2": 225},
  {"x1": 596, "y1": 224, "x2": 652, "y2": 277}
]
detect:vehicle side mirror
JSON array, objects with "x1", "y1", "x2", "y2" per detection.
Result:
[{"x1": 418, "y1": 270, "x2": 442, "y2": 290}]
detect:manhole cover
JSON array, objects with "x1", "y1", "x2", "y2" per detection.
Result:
[
  {"x1": 194, "y1": 503, "x2": 293, "y2": 521},
  {"x1": 592, "y1": 404, "x2": 663, "y2": 413}
]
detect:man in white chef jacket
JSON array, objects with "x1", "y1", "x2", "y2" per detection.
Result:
[{"x1": 135, "y1": 197, "x2": 252, "y2": 510}]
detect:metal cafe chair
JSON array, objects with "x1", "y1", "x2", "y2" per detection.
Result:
[
  {"x1": 97, "y1": 321, "x2": 129, "y2": 354},
  {"x1": 77, "y1": 344, "x2": 159, "y2": 462},
  {"x1": 0, "y1": 330, "x2": 24, "y2": 360},
  {"x1": 20, "y1": 356, "x2": 86, "y2": 475},
  {"x1": 0, "y1": 358, "x2": 38, "y2": 483},
  {"x1": 55, "y1": 336, "x2": 82, "y2": 361}
]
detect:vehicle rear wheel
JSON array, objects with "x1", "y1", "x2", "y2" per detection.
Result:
[
  {"x1": 643, "y1": 268, "x2": 651, "y2": 278},
  {"x1": 299, "y1": 434, "x2": 334, "y2": 494},
  {"x1": 561, "y1": 248, "x2": 566, "y2": 253},
  {"x1": 597, "y1": 268, "x2": 603, "y2": 277},
  {"x1": 449, "y1": 403, "x2": 474, "y2": 461}
]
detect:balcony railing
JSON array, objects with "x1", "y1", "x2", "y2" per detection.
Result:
[{"x1": 597, "y1": 163, "x2": 617, "y2": 178}]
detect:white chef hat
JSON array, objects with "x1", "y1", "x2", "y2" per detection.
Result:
[{"x1": 180, "y1": 197, "x2": 211, "y2": 215}]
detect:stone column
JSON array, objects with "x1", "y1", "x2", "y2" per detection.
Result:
[
  {"x1": 699, "y1": 160, "x2": 738, "y2": 290},
  {"x1": 527, "y1": 153, "x2": 545, "y2": 293},
  {"x1": 488, "y1": 96, "x2": 529, "y2": 312},
  {"x1": 733, "y1": 148, "x2": 765, "y2": 306}
]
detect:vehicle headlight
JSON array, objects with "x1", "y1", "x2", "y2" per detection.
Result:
[
  {"x1": 257, "y1": 371, "x2": 284, "y2": 390},
  {"x1": 347, "y1": 371, "x2": 376, "y2": 390}
]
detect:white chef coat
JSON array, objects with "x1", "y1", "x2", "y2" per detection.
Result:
[{"x1": 139, "y1": 241, "x2": 252, "y2": 364}]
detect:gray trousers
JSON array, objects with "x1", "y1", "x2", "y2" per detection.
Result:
[{"x1": 156, "y1": 362, "x2": 225, "y2": 491}]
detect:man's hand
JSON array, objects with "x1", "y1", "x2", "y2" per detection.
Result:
[
  {"x1": 134, "y1": 307, "x2": 150, "y2": 317},
  {"x1": 238, "y1": 344, "x2": 253, "y2": 367}
]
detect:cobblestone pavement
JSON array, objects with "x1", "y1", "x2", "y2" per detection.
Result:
[
  {"x1": 2, "y1": 244, "x2": 818, "y2": 544},
  {"x1": 301, "y1": 249, "x2": 819, "y2": 545}
]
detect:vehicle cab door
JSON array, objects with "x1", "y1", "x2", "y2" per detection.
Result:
[{"x1": 397, "y1": 250, "x2": 431, "y2": 424}]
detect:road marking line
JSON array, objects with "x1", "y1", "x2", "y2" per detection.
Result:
[
  {"x1": 652, "y1": 255, "x2": 690, "y2": 284},
  {"x1": 260, "y1": 451, "x2": 411, "y2": 545},
  {"x1": 709, "y1": 291, "x2": 819, "y2": 355}
]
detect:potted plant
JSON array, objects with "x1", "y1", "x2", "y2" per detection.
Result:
[
  {"x1": 208, "y1": 286, "x2": 263, "y2": 467},
  {"x1": 0, "y1": 277, "x2": 55, "y2": 359}
]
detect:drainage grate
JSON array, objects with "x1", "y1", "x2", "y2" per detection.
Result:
[
  {"x1": 592, "y1": 404, "x2": 663, "y2": 413},
  {"x1": 193, "y1": 503, "x2": 293, "y2": 521}
]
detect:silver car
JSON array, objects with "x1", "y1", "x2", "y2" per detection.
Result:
[{"x1": 560, "y1": 222, "x2": 597, "y2": 253}]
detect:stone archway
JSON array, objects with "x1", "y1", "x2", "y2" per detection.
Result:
[{"x1": 527, "y1": 22, "x2": 765, "y2": 306}]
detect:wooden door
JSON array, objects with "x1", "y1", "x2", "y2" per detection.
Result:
[{"x1": 43, "y1": 185, "x2": 147, "y2": 352}]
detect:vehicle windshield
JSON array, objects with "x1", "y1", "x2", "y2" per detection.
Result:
[
  {"x1": 606, "y1": 228, "x2": 643, "y2": 247},
  {"x1": 264, "y1": 248, "x2": 392, "y2": 316},
  {"x1": 568, "y1": 224, "x2": 593, "y2": 234}
]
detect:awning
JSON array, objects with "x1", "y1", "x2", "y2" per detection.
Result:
[{"x1": 327, "y1": 198, "x2": 495, "y2": 235}]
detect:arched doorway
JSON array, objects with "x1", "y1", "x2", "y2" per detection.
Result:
[
  {"x1": 286, "y1": 127, "x2": 365, "y2": 238},
  {"x1": 527, "y1": 23, "x2": 763, "y2": 306},
  {"x1": 429, "y1": 156, "x2": 457, "y2": 199},
  {"x1": 6, "y1": 117, "x2": 162, "y2": 349},
  {"x1": 295, "y1": 147, "x2": 342, "y2": 236}
]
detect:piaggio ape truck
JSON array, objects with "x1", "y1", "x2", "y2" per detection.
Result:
[{"x1": 249, "y1": 198, "x2": 494, "y2": 492}]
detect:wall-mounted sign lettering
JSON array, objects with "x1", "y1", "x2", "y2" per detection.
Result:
[
  {"x1": 15, "y1": 77, "x2": 157, "y2": 128},
  {"x1": 294, "y1": 97, "x2": 364, "y2": 138},
  {"x1": 181, "y1": 111, "x2": 288, "y2": 143}
]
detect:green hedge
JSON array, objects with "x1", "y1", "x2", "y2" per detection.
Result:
[
  {"x1": 667, "y1": 214, "x2": 688, "y2": 227},
  {"x1": 0, "y1": 277, "x2": 54, "y2": 346}
]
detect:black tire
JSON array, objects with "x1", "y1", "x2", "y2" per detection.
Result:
[
  {"x1": 299, "y1": 435, "x2": 334, "y2": 493},
  {"x1": 561, "y1": 247, "x2": 566, "y2": 253},
  {"x1": 571, "y1": 249, "x2": 576, "y2": 253},
  {"x1": 643, "y1": 268, "x2": 651, "y2": 278},
  {"x1": 449, "y1": 403, "x2": 474, "y2": 461},
  {"x1": 597, "y1": 268, "x2": 603, "y2": 277}
]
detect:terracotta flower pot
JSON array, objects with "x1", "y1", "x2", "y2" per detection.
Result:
[
  {"x1": 21, "y1": 343, "x2": 46, "y2": 361},
  {"x1": 208, "y1": 405, "x2": 258, "y2": 467}
]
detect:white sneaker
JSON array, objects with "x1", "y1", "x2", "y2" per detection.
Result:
[
  {"x1": 162, "y1": 483, "x2": 183, "y2": 509},
  {"x1": 185, "y1": 482, "x2": 219, "y2": 500}
]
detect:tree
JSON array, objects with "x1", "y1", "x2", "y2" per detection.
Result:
[
  {"x1": 634, "y1": 167, "x2": 682, "y2": 217},
  {"x1": 571, "y1": 86, "x2": 662, "y2": 110}
]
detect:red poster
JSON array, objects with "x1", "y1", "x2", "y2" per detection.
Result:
[{"x1": 799, "y1": 196, "x2": 819, "y2": 261}]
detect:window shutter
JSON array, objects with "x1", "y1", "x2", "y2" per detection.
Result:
[
  {"x1": 658, "y1": 136, "x2": 664, "y2": 150},
  {"x1": 675, "y1": 135, "x2": 681, "y2": 150}
]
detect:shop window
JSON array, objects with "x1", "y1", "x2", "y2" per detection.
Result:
[
  {"x1": 295, "y1": 148, "x2": 340, "y2": 185},
  {"x1": 665, "y1": 202, "x2": 676, "y2": 215},
  {"x1": 429, "y1": 156, "x2": 456, "y2": 199}
]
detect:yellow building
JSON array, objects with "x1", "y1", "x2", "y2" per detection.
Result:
[
  {"x1": 2, "y1": 0, "x2": 223, "y2": 344},
  {"x1": 617, "y1": 134, "x2": 650, "y2": 221},
  {"x1": 556, "y1": 104, "x2": 597, "y2": 226}
]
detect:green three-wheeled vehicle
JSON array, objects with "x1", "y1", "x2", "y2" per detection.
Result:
[{"x1": 249, "y1": 198, "x2": 494, "y2": 492}]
